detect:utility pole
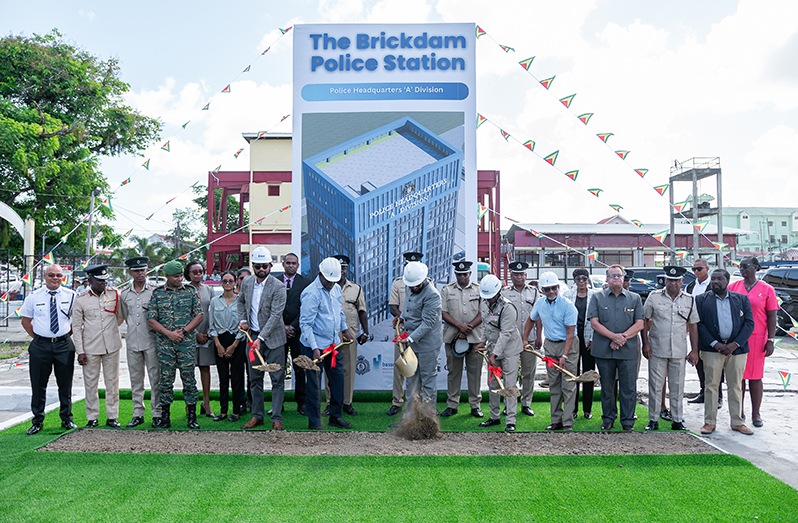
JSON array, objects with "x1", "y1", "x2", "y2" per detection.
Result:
[
  {"x1": 176, "y1": 221, "x2": 182, "y2": 253},
  {"x1": 85, "y1": 187, "x2": 101, "y2": 256}
]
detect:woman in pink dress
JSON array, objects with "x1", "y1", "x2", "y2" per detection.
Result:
[{"x1": 728, "y1": 257, "x2": 778, "y2": 427}]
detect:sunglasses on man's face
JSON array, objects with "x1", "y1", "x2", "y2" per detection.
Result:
[
  {"x1": 252, "y1": 264, "x2": 269, "y2": 270},
  {"x1": 692, "y1": 266, "x2": 706, "y2": 272},
  {"x1": 574, "y1": 277, "x2": 588, "y2": 282},
  {"x1": 542, "y1": 286, "x2": 558, "y2": 293}
]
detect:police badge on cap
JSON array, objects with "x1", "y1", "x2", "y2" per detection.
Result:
[
  {"x1": 85, "y1": 264, "x2": 110, "y2": 280},
  {"x1": 453, "y1": 261, "x2": 473, "y2": 274},
  {"x1": 125, "y1": 256, "x2": 149, "y2": 270},
  {"x1": 403, "y1": 251, "x2": 423, "y2": 262},
  {"x1": 509, "y1": 261, "x2": 529, "y2": 273},
  {"x1": 663, "y1": 265, "x2": 687, "y2": 279}
]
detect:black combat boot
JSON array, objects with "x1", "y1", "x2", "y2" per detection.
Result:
[
  {"x1": 186, "y1": 403, "x2": 200, "y2": 430},
  {"x1": 158, "y1": 404, "x2": 171, "y2": 429}
]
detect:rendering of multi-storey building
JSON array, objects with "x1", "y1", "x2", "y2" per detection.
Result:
[{"x1": 302, "y1": 117, "x2": 462, "y2": 323}]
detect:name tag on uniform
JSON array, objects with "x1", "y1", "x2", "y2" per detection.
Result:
[{"x1": 625, "y1": 308, "x2": 635, "y2": 312}]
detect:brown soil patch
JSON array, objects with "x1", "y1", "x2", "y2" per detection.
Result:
[{"x1": 39, "y1": 429, "x2": 718, "y2": 456}]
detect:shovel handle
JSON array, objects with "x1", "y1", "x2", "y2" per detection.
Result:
[
  {"x1": 240, "y1": 328, "x2": 268, "y2": 366},
  {"x1": 313, "y1": 339, "x2": 353, "y2": 364},
  {"x1": 476, "y1": 349, "x2": 507, "y2": 390},
  {"x1": 523, "y1": 344, "x2": 579, "y2": 380}
]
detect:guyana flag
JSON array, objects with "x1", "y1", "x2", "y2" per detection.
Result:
[
  {"x1": 281, "y1": 114, "x2": 290, "y2": 122},
  {"x1": 518, "y1": 57, "x2": 535, "y2": 70},
  {"x1": 0, "y1": 292, "x2": 8, "y2": 302},
  {"x1": 712, "y1": 241, "x2": 728, "y2": 250},
  {"x1": 280, "y1": 27, "x2": 292, "y2": 35},
  {"x1": 693, "y1": 219, "x2": 710, "y2": 233},
  {"x1": 100, "y1": 197, "x2": 112, "y2": 211},
  {"x1": 564, "y1": 170, "x2": 578, "y2": 181},
  {"x1": 221, "y1": 84, "x2": 231, "y2": 93},
  {"x1": 653, "y1": 184, "x2": 670, "y2": 196},
  {"x1": 522, "y1": 140, "x2": 535, "y2": 151},
  {"x1": 577, "y1": 113, "x2": 593, "y2": 125},
  {"x1": 543, "y1": 151, "x2": 559, "y2": 166},
  {"x1": 540, "y1": 76, "x2": 555, "y2": 90},
  {"x1": 559, "y1": 94, "x2": 576, "y2": 108},
  {"x1": 652, "y1": 229, "x2": 669, "y2": 243},
  {"x1": 142, "y1": 159, "x2": 151, "y2": 170},
  {"x1": 476, "y1": 113, "x2": 487, "y2": 128},
  {"x1": 161, "y1": 141, "x2": 170, "y2": 152},
  {"x1": 14, "y1": 306, "x2": 22, "y2": 318},
  {"x1": 597, "y1": 133, "x2": 613, "y2": 143},
  {"x1": 631, "y1": 220, "x2": 643, "y2": 227},
  {"x1": 42, "y1": 252, "x2": 54, "y2": 264},
  {"x1": 478, "y1": 203, "x2": 489, "y2": 220},
  {"x1": 475, "y1": 26, "x2": 486, "y2": 38},
  {"x1": 500, "y1": 129, "x2": 510, "y2": 140},
  {"x1": 615, "y1": 150, "x2": 629, "y2": 160},
  {"x1": 234, "y1": 148, "x2": 244, "y2": 158},
  {"x1": 529, "y1": 229, "x2": 542, "y2": 238},
  {"x1": 675, "y1": 250, "x2": 689, "y2": 259},
  {"x1": 672, "y1": 200, "x2": 690, "y2": 213},
  {"x1": 635, "y1": 168, "x2": 648, "y2": 178},
  {"x1": 609, "y1": 204, "x2": 623, "y2": 213},
  {"x1": 21, "y1": 273, "x2": 33, "y2": 287},
  {"x1": 779, "y1": 371, "x2": 791, "y2": 390},
  {"x1": 586, "y1": 251, "x2": 599, "y2": 260},
  {"x1": 587, "y1": 188, "x2": 603, "y2": 197},
  {"x1": 499, "y1": 45, "x2": 514, "y2": 53},
  {"x1": 242, "y1": 65, "x2": 251, "y2": 73}
]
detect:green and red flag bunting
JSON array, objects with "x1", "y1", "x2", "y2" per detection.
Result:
[
  {"x1": 182, "y1": 121, "x2": 190, "y2": 129},
  {"x1": 14, "y1": 306, "x2": 22, "y2": 318},
  {"x1": 653, "y1": 184, "x2": 670, "y2": 196},
  {"x1": 530, "y1": 229, "x2": 542, "y2": 238},
  {"x1": 522, "y1": 140, "x2": 535, "y2": 151},
  {"x1": 635, "y1": 168, "x2": 648, "y2": 178},
  {"x1": 60, "y1": 233, "x2": 69, "y2": 243},
  {"x1": 731, "y1": 260, "x2": 740, "y2": 267},
  {"x1": 577, "y1": 113, "x2": 593, "y2": 125},
  {"x1": 202, "y1": 103, "x2": 210, "y2": 111},
  {"x1": 120, "y1": 178, "x2": 131, "y2": 187},
  {"x1": 165, "y1": 197, "x2": 177, "y2": 205},
  {"x1": 631, "y1": 220, "x2": 643, "y2": 227},
  {"x1": 145, "y1": 213, "x2": 154, "y2": 221},
  {"x1": 500, "y1": 45, "x2": 514, "y2": 53},
  {"x1": 609, "y1": 204, "x2": 623, "y2": 213},
  {"x1": 257, "y1": 132, "x2": 267, "y2": 138},
  {"x1": 100, "y1": 197, "x2": 112, "y2": 211},
  {"x1": 234, "y1": 148, "x2": 244, "y2": 158},
  {"x1": 712, "y1": 241, "x2": 728, "y2": 250},
  {"x1": 0, "y1": 292, "x2": 7, "y2": 303},
  {"x1": 559, "y1": 94, "x2": 576, "y2": 108},
  {"x1": 81, "y1": 260, "x2": 89, "y2": 269},
  {"x1": 123, "y1": 229, "x2": 132, "y2": 237},
  {"x1": 179, "y1": 253, "x2": 189, "y2": 260},
  {"x1": 675, "y1": 250, "x2": 689, "y2": 259},
  {"x1": 652, "y1": 229, "x2": 669, "y2": 243},
  {"x1": 476, "y1": 114, "x2": 487, "y2": 128},
  {"x1": 787, "y1": 331, "x2": 798, "y2": 340},
  {"x1": 478, "y1": 203, "x2": 489, "y2": 220},
  {"x1": 587, "y1": 251, "x2": 599, "y2": 260},
  {"x1": 42, "y1": 252, "x2": 54, "y2": 264},
  {"x1": 476, "y1": 26, "x2": 487, "y2": 38},
  {"x1": 142, "y1": 159, "x2": 150, "y2": 170},
  {"x1": 161, "y1": 141, "x2": 170, "y2": 152},
  {"x1": 21, "y1": 273, "x2": 33, "y2": 287},
  {"x1": 588, "y1": 188, "x2": 603, "y2": 197},
  {"x1": 615, "y1": 150, "x2": 629, "y2": 160},
  {"x1": 500, "y1": 129, "x2": 510, "y2": 140},
  {"x1": 540, "y1": 76, "x2": 555, "y2": 90},
  {"x1": 242, "y1": 65, "x2": 251, "y2": 73},
  {"x1": 779, "y1": 371, "x2": 791, "y2": 390},
  {"x1": 564, "y1": 170, "x2": 578, "y2": 181},
  {"x1": 279, "y1": 205, "x2": 290, "y2": 212},
  {"x1": 693, "y1": 220, "x2": 710, "y2": 233},
  {"x1": 281, "y1": 114, "x2": 290, "y2": 122},
  {"x1": 212, "y1": 165, "x2": 221, "y2": 174},
  {"x1": 262, "y1": 47, "x2": 270, "y2": 55},
  {"x1": 518, "y1": 57, "x2": 534, "y2": 70},
  {"x1": 221, "y1": 85, "x2": 231, "y2": 93},
  {"x1": 597, "y1": 133, "x2": 613, "y2": 143},
  {"x1": 543, "y1": 150, "x2": 559, "y2": 166},
  {"x1": 672, "y1": 200, "x2": 690, "y2": 213},
  {"x1": 280, "y1": 27, "x2": 292, "y2": 35}
]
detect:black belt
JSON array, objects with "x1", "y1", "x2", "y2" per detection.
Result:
[
  {"x1": 35, "y1": 334, "x2": 70, "y2": 343},
  {"x1": 547, "y1": 339, "x2": 566, "y2": 343}
]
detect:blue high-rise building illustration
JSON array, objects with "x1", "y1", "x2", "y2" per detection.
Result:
[{"x1": 303, "y1": 117, "x2": 462, "y2": 323}]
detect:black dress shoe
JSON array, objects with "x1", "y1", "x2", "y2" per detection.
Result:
[
  {"x1": 471, "y1": 408, "x2": 484, "y2": 418},
  {"x1": 106, "y1": 419, "x2": 121, "y2": 428},
  {"x1": 297, "y1": 404, "x2": 307, "y2": 416},
  {"x1": 386, "y1": 405, "x2": 401, "y2": 416},
  {"x1": 505, "y1": 424, "x2": 516, "y2": 432},
  {"x1": 752, "y1": 419, "x2": 764, "y2": 428},
  {"x1": 502, "y1": 407, "x2": 507, "y2": 416},
  {"x1": 85, "y1": 420, "x2": 99, "y2": 428},
  {"x1": 329, "y1": 417, "x2": 353, "y2": 429},
  {"x1": 343, "y1": 404, "x2": 358, "y2": 416},
  {"x1": 659, "y1": 409, "x2": 672, "y2": 422},
  {"x1": 126, "y1": 417, "x2": 144, "y2": 428},
  {"x1": 267, "y1": 408, "x2": 273, "y2": 415},
  {"x1": 671, "y1": 421, "x2": 687, "y2": 431},
  {"x1": 546, "y1": 422, "x2": 564, "y2": 431},
  {"x1": 228, "y1": 414, "x2": 240, "y2": 422},
  {"x1": 322, "y1": 406, "x2": 331, "y2": 417},
  {"x1": 478, "y1": 418, "x2": 501, "y2": 427},
  {"x1": 60, "y1": 420, "x2": 77, "y2": 430},
  {"x1": 213, "y1": 413, "x2": 228, "y2": 422},
  {"x1": 27, "y1": 423, "x2": 43, "y2": 435},
  {"x1": 600, "y1": 422, "x2": 614, "y2": 431},
  {"x1": 440, "y1": 407, "x2": 457, "y2": 417},
  {"x1": 688, "y1": 393, "x2": 705, "y2": 404},
  {"x1": 645, "y1": 420, "x2": 659, "y2": 431},
  {"x1": 521, "y1": 406, "x2": 535, "y2": 417},
  {"x1": 622, "y1": 425, "x2": 634, "y2": 431},
  {"x1": 309, "y1": 424, "x2": 324, "y2": 430}
]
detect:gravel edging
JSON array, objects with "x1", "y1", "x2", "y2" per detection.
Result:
[{"x1": 39, "y1": 428, "x2": 719, "y2": 456}]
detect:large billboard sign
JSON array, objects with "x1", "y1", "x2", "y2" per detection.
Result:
[{"x1": 292, "y1": 23, "x2": 476, "y2": 390}]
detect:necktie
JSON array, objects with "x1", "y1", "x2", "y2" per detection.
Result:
[
  {"x1": 49, "y1": 290, "x2": 59, "y2": 334},
  {"x1": 286, "y1": 278, "x2": 291, "y2": 290}
]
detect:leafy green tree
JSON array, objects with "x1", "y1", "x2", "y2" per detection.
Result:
[{"x1": 0, "y1": 30, "x2": 161, "y2": 263}]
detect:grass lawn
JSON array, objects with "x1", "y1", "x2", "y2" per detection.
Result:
[{"x1": 1, "y1": 393, "x2": 796, "y2": 522}]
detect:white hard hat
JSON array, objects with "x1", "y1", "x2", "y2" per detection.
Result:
[
  {"x1": 539, "y1": 271, "x2": 560, "y2": 288},
  {"x1": 480, "y1": 274, "x2": 503, "y2": 299},
  {"x1": 319, "y1": 257, "x2": 342, "y2": 281},
  {"x1": 251, "y1": 246, "x2": 272, "y2": 264},
  {"x1": 402, "y1": 261, "x2": 428, "y2": 287}
]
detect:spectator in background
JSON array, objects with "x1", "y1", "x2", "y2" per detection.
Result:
[{"x1": 185, "y1": 260, "x2": 216, "y2": 419}]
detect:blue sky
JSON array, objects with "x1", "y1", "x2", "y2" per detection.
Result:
[{"x1": 3, "y1": 0, "x2": 797, "y2": 240}]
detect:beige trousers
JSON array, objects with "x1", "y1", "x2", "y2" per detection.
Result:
[
  {"x1": 83, "y1": 351, "x2": 120, "y2": 421},
  {"x1": 444, "y1": 343, "x2": 484, "y2": 409},
  {"x1": 488, "y1": 353, "x2": 520, "y2": 425},
  {"x1": 701, "y1": 351, "x2": 746, "y2": 426},
  {"x1": 392, "y1": 342, "x2": 405, "y2": 407},
  {"x1": 545, "y1": 337, "x2": 579, "y2": 427},
  {"x1": 127, "y1": 347, "x2": 161, "y2": 417}
]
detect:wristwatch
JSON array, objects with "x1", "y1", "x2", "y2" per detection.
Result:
[{"x1": 767, "y1": 338, "x2": 776, "y2": 343}]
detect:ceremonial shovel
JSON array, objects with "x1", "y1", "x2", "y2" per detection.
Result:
[
  {"x1": 393, "y1": 323, "x2": 418, "y2": 378},
  {"x1": 476, "y1": 350, "x2": 521, "y2": 398},
  {"x1": 523, "y1": 345, "x2": 600, "y2": 385},
  {"x1": 292, "y1": 339, "x2": 353, "y2": 371},
  {"x1": 239, "y1": 329, "x2": 282, "y2": 373}
]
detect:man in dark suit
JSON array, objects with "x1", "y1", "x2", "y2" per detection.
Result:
[
  {"x1": 277, "y1": 252, "x2": 311, "y2": 415},
  {"x1": 696, "y1": 268, "x2": 755, "y2": 436},
  {"x1": 237, "y1": 246, "x2": 287, "y2": 430}
]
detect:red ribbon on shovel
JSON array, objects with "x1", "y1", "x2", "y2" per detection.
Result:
[
  {"x1": 392, "y1": 332, "x2": 409, "y2": 343},
  {"x1": 541, "y1": 356, "x2": 560, "y2": 368},
  {"x1": 322, "y1": 343, "x2": 339, "y2": 367},
  {"x1": 488, "y1": 365, "x2": 502, "y2": 384}
]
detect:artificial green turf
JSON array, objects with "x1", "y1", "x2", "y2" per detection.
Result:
[{"x1": 78, "y1": 390, "x2": 661, "y2": 433}]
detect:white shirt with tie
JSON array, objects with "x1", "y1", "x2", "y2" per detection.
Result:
[{"x1": 20, "y1": 285, "x2": 76, "y2": 337}]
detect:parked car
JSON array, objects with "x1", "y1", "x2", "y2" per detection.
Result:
[
  {"x1": 626, "y1": 266, "x2": 698, "y2": 302},
  {"x1": 759, "y1": 266, "x2": 798, "y2": 334}
]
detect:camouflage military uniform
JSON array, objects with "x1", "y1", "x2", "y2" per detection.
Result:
[{"x1": 147, "y1": 284, "x2": 202, "y2": 407}]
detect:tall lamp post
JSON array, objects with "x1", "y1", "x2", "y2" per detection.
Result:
[{"x1": 40, "y1": 226, "x2": 60, "y2": 286}]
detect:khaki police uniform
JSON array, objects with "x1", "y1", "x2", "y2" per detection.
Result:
[
  {"x1": 388, "y1": 276, "x2": 406, "y2": 407},
  {"x1": 644, "y1": 288, "x2": 700, "y2": 424},
  {"x1": 441, "y1": 280, "x2": 484, "y2": 410},
  {"x1": 120, "y1": 282, "x2": 161, "y2": 418},
  {"x1": 502, "y1": 284, "x2": 539, "y2": 408},
  {"x1": 326, "y1": 278, "x2": 367, "y2": 406},
  {"x1": 481, "y1": 295, "x2": 523, "y2": 426},
  {"x1": 73, "y1": 288, "x2": 125, "y2": 422}
]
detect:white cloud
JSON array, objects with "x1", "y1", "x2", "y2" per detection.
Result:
[
  {"x1": 78, "y1": 9, "x2": 96, "y2": 21},
  {"x1": 319, "y1": 0, "x2": 365, "y2": 23},
  {"x1": 367, "y1": 0, "x2": 432, "y2": 23},
  {"x1": 742, "y1": 125, "x2": 798, "y2": 206}
]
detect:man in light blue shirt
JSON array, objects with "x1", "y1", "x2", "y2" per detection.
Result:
[
  {"x1": 300, "y1": 257, "x2": 353, "y2": 430},
  {"x1": 527, "y1": 272, "x2": 579, "y2": 430}
]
